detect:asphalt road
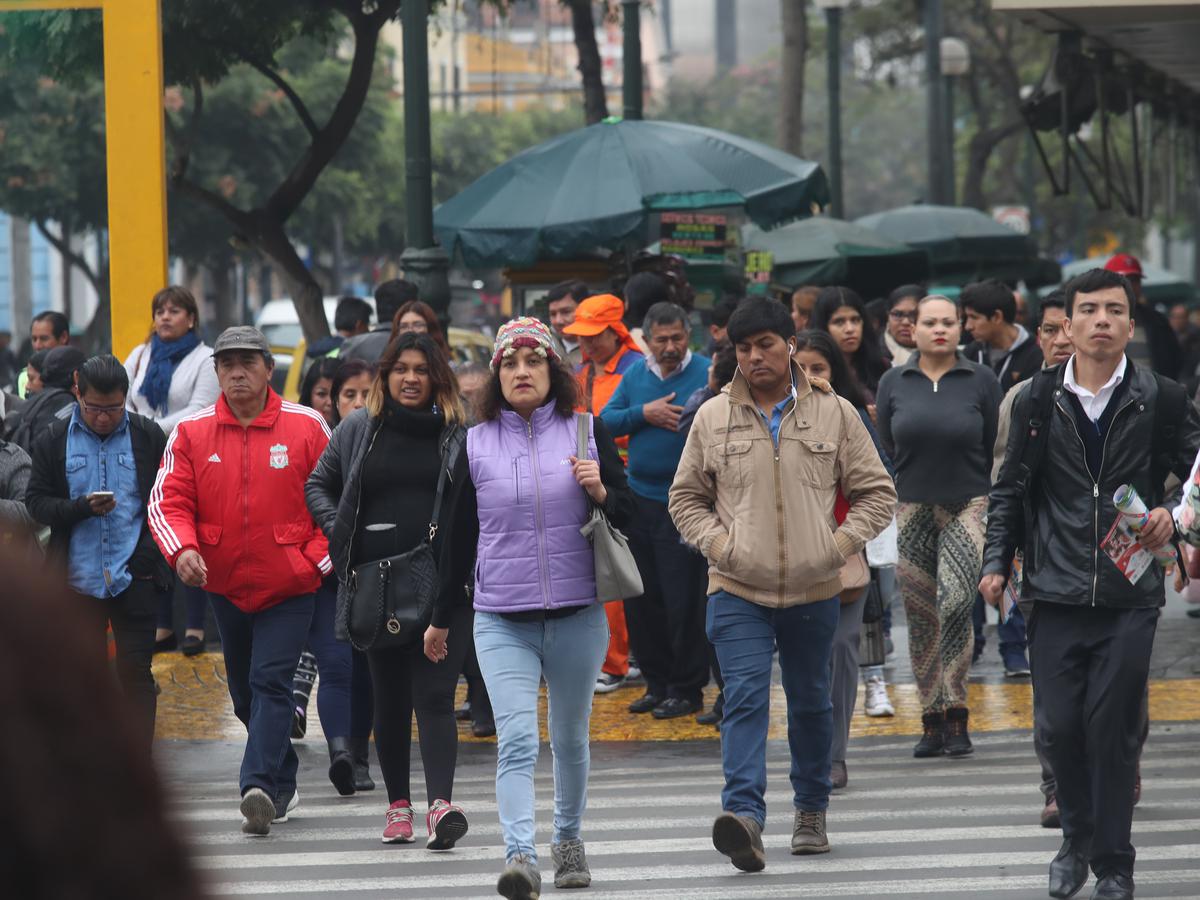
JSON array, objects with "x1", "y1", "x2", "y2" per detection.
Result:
[{"x1": 159, "y1": 723, "x2": 1200, "y2": 899}]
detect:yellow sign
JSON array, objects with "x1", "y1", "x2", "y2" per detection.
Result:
[{"x1": 0, "y1": 0, "x2": 167, "y2": 360}]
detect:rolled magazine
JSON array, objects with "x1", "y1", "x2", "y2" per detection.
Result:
[{"x1": 1112, "y1": 484, "x2": 1177, "y2": 570}]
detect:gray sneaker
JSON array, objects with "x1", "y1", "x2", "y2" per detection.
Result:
[
  {"x1": 496, "y1": 853, "x2": 541, "y2": 899},
  {"x1": 791, "y1": 808, "x2": 831, "y2": 854},
  {"x1": 552, "y1": 838, "x2": 591, "y2": 888},
  {"x1": 240, "y1": 787, "x2": 274, "y2": 836}
]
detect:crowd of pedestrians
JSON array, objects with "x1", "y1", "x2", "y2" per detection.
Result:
[{"x1": 0, "y1": 251, "x2": 1196, "y2": 900}]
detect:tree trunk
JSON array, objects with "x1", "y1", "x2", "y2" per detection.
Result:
[
  {"x1": 568, "y1": 0, "x2": 609, "y2": 124},
  {"x1": 778, "y1": 0, "x2": 808, "y2": 156},
  {"x1": 256, "y1": 220, "x2": 328, "y2": 343},
  {"x1": 207, "y1": 254, "x2": 239, "y2": 333},
  {"x1": 961, "y1": 120, "x2": 1023, "y2": 211}
]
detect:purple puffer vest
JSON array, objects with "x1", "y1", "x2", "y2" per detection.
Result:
[{"x1": 468, "y1": 402, "x2": 598, "y2": 614}]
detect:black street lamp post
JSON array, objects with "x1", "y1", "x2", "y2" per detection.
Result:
[{"x1": 401, "y1": 0, "x2": 451, "y2": 321}]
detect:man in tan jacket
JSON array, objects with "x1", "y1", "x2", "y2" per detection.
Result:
[{"x1": 668, "y1": 297, "x2": 895, "y2": 871}]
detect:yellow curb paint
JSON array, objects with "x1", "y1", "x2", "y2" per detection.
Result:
[{"x1": 150, "y1": 654, "x2": 1200, "y2": 743}]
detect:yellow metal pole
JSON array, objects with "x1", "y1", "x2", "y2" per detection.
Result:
[{"x1": 101, "y1": 0, "x2": 167, "y2": 359}]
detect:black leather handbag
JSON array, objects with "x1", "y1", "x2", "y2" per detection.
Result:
[{"x1": 345, "y1": 431, "x2": 457, "y2": 652}]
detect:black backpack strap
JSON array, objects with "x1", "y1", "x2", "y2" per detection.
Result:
[
  {"x1": 1150, "y1": 373, "x2": 1189, "y2": 502},
  {"x1": 1017, "y1": 367, "x2": 1060, "y2": 490}
]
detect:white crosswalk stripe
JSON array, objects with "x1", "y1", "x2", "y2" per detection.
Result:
[{"x1": 166, "y1": 727, "x2": 1200, "y2": 899}]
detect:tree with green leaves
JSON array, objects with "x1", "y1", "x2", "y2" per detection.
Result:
[
  {"x1": 5, "y1": 0, "x2": 409, "y2": 343},
  {"x1": 0, "y1": 27, "x2": 109, "y2": 342}
]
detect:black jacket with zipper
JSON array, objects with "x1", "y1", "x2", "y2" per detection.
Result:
[
  {"x1": 982, "y1": 359, "x2": 1200, "y2": 608},
  {"x1": 305, "y1": 405, "x2": 471, "y2": 637}
]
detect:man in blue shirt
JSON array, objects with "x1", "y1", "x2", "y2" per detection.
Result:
[
  {"x1": 602, "y1": 301, "x2": 712, "y2": 721},
  {"x1": 26, "y1": 355, "x2": 171, "y2": 746}
]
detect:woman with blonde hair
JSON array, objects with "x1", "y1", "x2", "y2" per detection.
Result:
[{"x1": 306, "y1": 332, "x2": 475, "y2": 849}]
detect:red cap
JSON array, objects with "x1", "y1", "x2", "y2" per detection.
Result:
[{"x1": 1105, "y1": 253, "x2": 1144, "y2": 279}]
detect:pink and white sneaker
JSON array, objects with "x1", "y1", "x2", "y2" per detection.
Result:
[
  {"x1": 382, "y1": 799, "x2": 415, "y2": 844},
  {"x1": 426, "y1": 798, "x2": 469, "y2": 850}
]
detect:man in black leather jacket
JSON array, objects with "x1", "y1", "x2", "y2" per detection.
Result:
[{"x1": 980, "y1": 268, "x2": 1200, "y2": 900}]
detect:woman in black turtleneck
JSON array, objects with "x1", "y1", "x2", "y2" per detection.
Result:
[{"x1": 306, "y1": 332, "x2": 475, "y2": 851}]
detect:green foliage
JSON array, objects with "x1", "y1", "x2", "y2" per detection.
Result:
[
  {"x1": 431, "y1": 105, "x2": 583, "y2": 204},
  {"x1": 0, "y1": 17, "x2": 107, "y2": 234},
  {"x1": 3, "y1": 2, "x2": 337, "y2": 86}
]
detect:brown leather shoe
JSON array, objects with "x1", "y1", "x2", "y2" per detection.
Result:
[
  {"x1": 790, "y1": 809, "x2": 831, "y2": 854},
  {"x1": 712, "y1": 812, "x2": 766, "y2": 872},
  {"x1": 830, "y1": 760, "x2": 848, "y2": 790}
]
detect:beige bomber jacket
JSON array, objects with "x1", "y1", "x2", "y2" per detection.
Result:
[{"x1": 668, "y1": 362, "x2": 897, "y2": 608}]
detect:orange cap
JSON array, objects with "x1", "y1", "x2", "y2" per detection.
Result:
[{"x1": 562, "y1": 294, "x2": 626, "y2": 336}]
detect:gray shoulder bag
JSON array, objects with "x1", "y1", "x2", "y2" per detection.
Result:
[{"x1": 575, "y1": 413, "x2": 644, "y2": 603}]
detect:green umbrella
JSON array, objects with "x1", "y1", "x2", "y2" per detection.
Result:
[
  {"x1": 854, "y1": 204, "x2": 1060, "y2": 287},
  {"x1": 743, "y1": 218, "x2": 931, "y2": 296},
  {"x1": 434, "y1": 118, "x2": 830, "y2": 268},
  {"x1": 1050, "y1": 257, "x2": 1198, "y2": 307}
]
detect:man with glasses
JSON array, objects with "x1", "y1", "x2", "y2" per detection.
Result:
[{"x1": 26, "y1": 354, "x2": 171, "y2": 748}]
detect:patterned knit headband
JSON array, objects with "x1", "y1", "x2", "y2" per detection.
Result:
[{"x1": 491, "y1": 317, "x2": 561, "y2": 370}]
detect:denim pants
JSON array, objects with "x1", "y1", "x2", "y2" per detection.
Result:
[
  {"x1": 707, "y1": 590, "x2": 840, "y2": 828},
  {"x1": 209, "y1": 593, "x2": 314, "y2": 802},
  {"x1": 303, "y1": 581, "x2": 376, "y2": 740},
  {"x1": 474, "y1": 603, "x2": 609, "y2": 863}
]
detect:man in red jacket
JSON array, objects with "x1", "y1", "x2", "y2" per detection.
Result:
[{"x1": 149, "y1": 326, "x2": 332, "y2": 836}]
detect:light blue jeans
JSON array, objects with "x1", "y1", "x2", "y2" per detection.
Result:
[{"x1": 474, "y1": 603, "x2": 609, "y2": 864}]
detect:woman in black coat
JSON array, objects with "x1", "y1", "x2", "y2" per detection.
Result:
[{"x1": 306, "y1": 332, "x2": 476, "y2": 851}]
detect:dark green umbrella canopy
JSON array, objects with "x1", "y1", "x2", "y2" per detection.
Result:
[
  {"x1": 854, "y1": 204, "x2": 1060, "y2": 287},
  {"x1": 743, "y1": 218, "x2": 931, "y2": 296},
  {"x1": 434, "y1": 118, "x2": 830, "y2": 269}
]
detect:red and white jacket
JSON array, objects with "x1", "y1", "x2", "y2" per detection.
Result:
[{"x1": 149, "y1": 389, "x2": 332, "y2": 613}]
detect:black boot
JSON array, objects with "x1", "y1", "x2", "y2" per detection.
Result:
[
  {"x1": 696, "y1": 692, "x2": 724, "y2": 726},
  {"x1": 944, "y1": 707, "x2": 973, "y2": 757},
  {"x1": 350, "y1": 735, "x2": 375, "y2": 792},
  {"x1": 1048, "y1": 838, "x2": 1089, "y2": 899},
  {"x1": 326, "y1": 737, "x2": 356, "y2": 797},
  {"x1": 913, "y1": 711, "x2": 946, "y2": 758}
]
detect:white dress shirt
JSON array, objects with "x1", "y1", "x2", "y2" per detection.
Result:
[{"x1": 1062, "y1": 354, "x2": 1127, "y2": 423}]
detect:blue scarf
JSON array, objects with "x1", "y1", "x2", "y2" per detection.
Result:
[{"x1": 140, "y1": 331, "x2": 200, "y2": 414}]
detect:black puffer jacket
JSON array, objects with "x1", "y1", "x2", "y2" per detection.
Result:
[
  {"x1": 305, "y1": 406, "x2": 469, "y2": 637},
  {"x1": 983, "y1": 361, "x2": 1200, "y2": 609}
]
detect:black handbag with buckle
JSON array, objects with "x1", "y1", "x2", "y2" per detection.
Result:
[{"x1": 344, "y1": 428, "x2": 460, "y2": 652}]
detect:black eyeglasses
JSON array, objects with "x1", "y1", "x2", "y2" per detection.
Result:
[
  {"x1": 888, "y1": 310, "x2": 917, "y2": 323},
  {"x1": 80, "y1": 400, "x2": 125, "y2": 416}
]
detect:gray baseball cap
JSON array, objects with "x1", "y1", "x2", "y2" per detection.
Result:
[{"x1": 213, "y1": 326, "x2": 271, "y2": 356}]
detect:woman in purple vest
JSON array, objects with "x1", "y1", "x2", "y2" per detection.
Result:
[{"x1": 457, "y1": 317, "x2": 634, "y2": 899}]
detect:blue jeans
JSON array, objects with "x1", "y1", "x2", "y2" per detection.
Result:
[
  {"x1": 209, "y1": 593, "x2": 314, "y2": 802},
  {"x1": 303, "y1": 582, "x2": 374, "y2": 739},
  {"x1": 706, "y1": 590, "x2": 840, "y2": 828},
  {"x1": 474, "y1": 603, "x2": 609, "y2": 863}
]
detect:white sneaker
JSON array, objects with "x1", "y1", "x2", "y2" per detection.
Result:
[
  {"x1": 626, "y1": 664, "x2": 642, "y2": 682},
  {"x1": 864, "y1": 676, "x2": 895, "y2": 717},
  {"x1": 272, "y1": 788, "x2": 300, "y2": 824},
  {"x1": 595, "y1": 672, "x2": 626, "y2": 693}
]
